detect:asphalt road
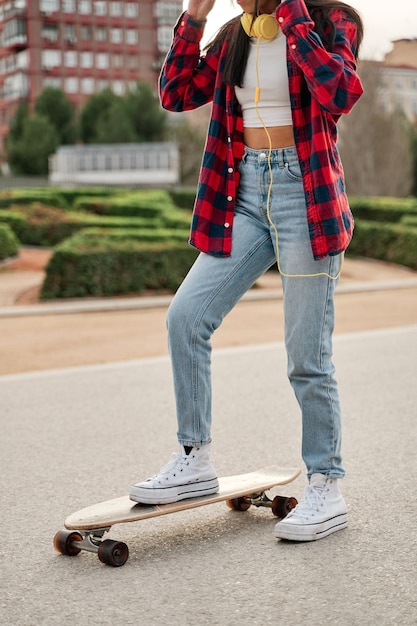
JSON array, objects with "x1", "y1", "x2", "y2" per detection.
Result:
[{"x1": 2, "y1": 325, "x2": 417, "y2": 625}]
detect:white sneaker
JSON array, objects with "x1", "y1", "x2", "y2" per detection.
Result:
[
  {"x1": 129, "y1": 444, "x2": 219, "y2": 504},
  {"x1": 274, "y1": 473, "x2": 348, "y2": 541}
]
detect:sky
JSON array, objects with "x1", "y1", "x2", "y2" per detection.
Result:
[{"x1": 182, "y1": 0, "x2": 417, "y2": 60}]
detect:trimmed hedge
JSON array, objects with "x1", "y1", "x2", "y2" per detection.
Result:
[
  {"x1": 348, "y1": 220, "x2": 417, "y2": 270},
  {"x1": 350, "y1": 196, "x2": 417, "y2": 223},
  {"x1": 0, "y1": 223, "x2": 20, "y2": 260},
  {"x1": 73, "y1": 227, "x2": 188, "y2": 244},
  {"x1": 0, "y1": 203, "x2": 189, "y2": 246},
  {"x1": 0, "y1": 188, "x2": 70, "y2": 210},
  {"x1": 72, "y1": 190, "x2": 172, "y2": 217},
  {"x1": 41, "y1": 237, "x2": 198, "y2": 299},
  {"x1": 168, "y1": 188, "x2": 196, "y2": 211}
]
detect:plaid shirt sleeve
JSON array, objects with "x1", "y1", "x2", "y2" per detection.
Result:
[
  {"x1": 159, "y1": 14, "x2": 218, "y2": 112},
  {"x1": 277, "y1": 0, "x2": 363, "y2": 115}
]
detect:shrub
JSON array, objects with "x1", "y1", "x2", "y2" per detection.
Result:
[
  {"x1": 41, "y1": 237, "x2": 198, "y2": 299},
  {"x1": 0, "y1": 204, "x2": 168, "y2": 246},
  {"x1": 348, "y1": 220, "x2": 417, "y2": 269},
  {"x1": 0, "y1": 223, "x2": 20, "y2": 260},
  {"x1": 168, "y1": 188, "x2": 196, "y2": 211},
  {"x1": 0, "y1": 188, "x2": 69, "y2": 210},
  {"x1": 350, "y1": 196, "x2": 417, "y2": 223},
  {"x1": 73, "y1": 190, "x2": 173, "y2": 217}
]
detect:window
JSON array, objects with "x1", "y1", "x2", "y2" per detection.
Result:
[
  {"x1": 80, "y1": 51, "x2": 93, "y2": 68},
  {"x1": 2, "y1": 18, "x2": 27, "y2": 46},
  {"x1": 42, "y1": 24, "x2": 59, "y2": 42},
  {"x1": 40, "y1": 0, "x2": 59, "y2": 12},
  {"x1": 95, "y1": 27, "x2": 107, "y2": 42},
  {"x1": 109, "y1": 2, "x2": 121, "y2": 16},
  {"x1": 97, "y1": 79, "x2": 109, "y2": 91},
  {"x1": 62, "y1": 0, "x2": 75, "y2": 12},
  {"x1": 81, "y1": 77, "x2": 95, "y2": 94},
  {"x1": 110, "y1": 28, "x2": 122, "y2": 44},
  {"x1": 64, "y1": 51, "x2": 78, "y2": 67},
  {"x1": 44, "y1": 77, "x2": 62, "y2": 89},
  {"x1": 80, "y1": 26, "x2": 92, "y2": 41},
  {"x1": 64, "y1": 24, "x2": 76, "y2": 44},
  {"x1": 93, "y1": 1, "x2": 107, "y2": 15},
  {"x1": 4, "y1": 72, "x2": 28, "y2": 99},
  {"x1": 15, "y1": 49, "x2": 28, "y2": 70},
  {"x1": 155, "y1": 1, "x2": 182, "y2": 23},
  {"x1": 96, "y1": 52, "x2": 109, "y2": 69},
  {"x1": 112, "y1": 80, "x2": 124, "y2": 95},
  {"x1": 125, "y1": 29, "x2": 138, "y2": 45},
  {"x1": 42, "y1": 49, "x2": 61, "y2": 69},
  {"x1": 125, "y1": 3, "x2": 138, "y2": 18},
  {"x1": 64, "y1": 76, "x2": 79, "y2": 93},
  {"x1": 78, "y1": 1, "x2": 91, "y2": 15},
  {"x1": 157, "y1": 26, "x2": 172, "y2": 53}
]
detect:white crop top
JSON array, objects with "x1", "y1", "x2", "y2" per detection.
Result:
[{"x1": 234, "y1": 31, "x2": 292, "y2": 127}]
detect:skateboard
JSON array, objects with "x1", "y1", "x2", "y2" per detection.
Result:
[{"x1": 54, "y1": 465, "x2": 301, "y2": 567}]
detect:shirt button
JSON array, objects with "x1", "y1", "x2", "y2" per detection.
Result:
[
  {"x1": 224, "y1": 222, "x2": 230, "y2": 228},
  {"x1": 228, "y1": 167, "x2": 233, "y2": 173},
  {"x1": 278, "y1": 17, "x2": 284, "y2": 23},
  {"x1": 181, "y1": 20, "x2": 185, "y2": 26},
  {"x1": 227, "y1": 196, "x2": 233, "y2": 201},
  {"x1": 291, "y1": 44, "x2": 296, "y2": 49}
]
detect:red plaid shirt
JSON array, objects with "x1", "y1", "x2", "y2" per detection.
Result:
[{"x1": 159, "y1": 0, "x2": 363, "y2": 259}]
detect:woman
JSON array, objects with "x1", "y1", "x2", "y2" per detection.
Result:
[{"x1": 130, "y1": 0, "x2": 363, "y2": 542}]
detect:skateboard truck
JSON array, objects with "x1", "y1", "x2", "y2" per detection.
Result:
[
  {"x1": 53, "y1": 527, "x2": 129, "y2": 567},
  {"x1": 226, "y1": 492, "x2": 297, "y2": 517}
]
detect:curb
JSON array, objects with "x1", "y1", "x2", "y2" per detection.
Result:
[{"x1": 1, "y1": 278, "x2": 417, "y2": 318}]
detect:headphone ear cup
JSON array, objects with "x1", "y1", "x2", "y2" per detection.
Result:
[
  {"x1": 240, "y1": 13, "x2": 253, "y2": 37},
  {"x1": 240, "y1": 13, "x2": 279, "y2": 40},
  {"x1": 254, "y1": 14, "x2": 279, "y2": 40}
]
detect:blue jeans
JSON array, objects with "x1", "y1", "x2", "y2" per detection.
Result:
[{"x1": 167, "y1": 146, "x2": 344, "y2": 478}]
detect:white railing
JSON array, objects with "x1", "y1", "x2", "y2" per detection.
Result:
[{"x1": 49, "y1": 142, "x2": 180, "y2": 186}]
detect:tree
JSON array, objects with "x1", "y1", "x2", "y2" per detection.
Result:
[
  {"x1": 167, "y1": 120, "x2": 206, "y2": 186},
  {"x1": 7, "y1": 114, "x2": 59, "y2": 175},
  {"x1": 94, "y1": 99, "x2": 137, "y2": 144},
  {"x1": 123, "y1": 81, "x2": 167, "y2": 142},
  {"x1": 34, "y1": 87, "x2": 77, "y2": 145},
  {"x1": 339, "y1": 62, "x2": 413, "y2": 197},
  {"x1": 6, "y1": 102, "x2": 28, "y2": 146},
  {"x1": 79, "y1": 88, "x2": 119, "y2": 144}
]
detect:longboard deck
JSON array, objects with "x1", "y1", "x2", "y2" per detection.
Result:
[{"x1": 65, "y1": 466, "x2": 301, "y2": 531}]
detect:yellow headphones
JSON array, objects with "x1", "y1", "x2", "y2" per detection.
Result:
[{"x1": 240, "y1": 12, "x2": 279, "y2": 40}]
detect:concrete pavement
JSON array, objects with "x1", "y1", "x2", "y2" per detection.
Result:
[{"x1": 2, "y1": 326, "x2": 417, "y2": 625}]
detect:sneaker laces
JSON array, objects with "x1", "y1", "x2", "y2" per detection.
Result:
[
  {"x1": 149, "y1": 450, "x2": 190, "y2": 481},
  {"x1": 287, "y1": 483, "x2": 326, "y2": 521}
]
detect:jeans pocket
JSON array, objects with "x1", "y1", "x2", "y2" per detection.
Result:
[{"x1": 283, "y1": 160, "x2": 303, "y2": 182}]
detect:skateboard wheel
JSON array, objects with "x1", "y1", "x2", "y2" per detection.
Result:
[
  {"x1": 97, "y1": 539, "x2": 129, "y2": 567},
  {"x1": 226, "y1": 497, "x2": 251, "y2": 512},
  {"x1": 271, "y1": 496, "x2": 298, "y2": 518},
  {"x1": 53, "y1": 529, "x2": 83, "y2": 557}
]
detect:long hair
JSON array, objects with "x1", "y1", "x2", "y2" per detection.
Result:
[{"x1": 206, "y1": 0, "x2": 364, "y2": 87}]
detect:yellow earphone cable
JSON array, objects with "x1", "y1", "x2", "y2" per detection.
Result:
[{"x1": 254, "y1": 38, "x2": 341, "y2": 281}]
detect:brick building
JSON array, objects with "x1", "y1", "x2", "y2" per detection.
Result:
[{"x1": 0, "y1": 0, "x2": 182, "y2": 156}]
